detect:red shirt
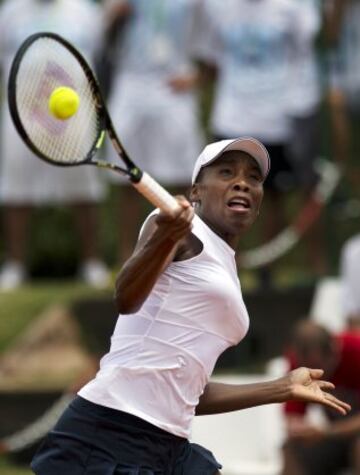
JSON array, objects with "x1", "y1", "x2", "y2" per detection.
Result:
[{"x1": 284, "y1": 332, "x2": 360, "y2": 416}]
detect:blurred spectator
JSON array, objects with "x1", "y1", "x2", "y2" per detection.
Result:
[
  {"x1": 0, "y1": 0, "x2": 110, "y2": 290},
  {"x1": 340, "y1": 233, "x2": 360, "y2": 330},
  {"x1": 102, "y1": 0, "x2": 212, "y2": 263},
  {"x1": 282, "y1": 320, "x2": 360, "y2": 475},
  {"x1": 287, "y1": 0, "x2": 327, "y2": 276},
  {"x1": 326, "y1": 0, "x2": 360, "y2": 186},
  {"x1": 198, "y1": 0, "x2": 326, "y2": 284},
  {"x1": 327, "y1": 1, "x2": 360, "y2": 333}
]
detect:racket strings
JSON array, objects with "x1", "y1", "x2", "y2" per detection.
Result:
[{"x1": 15, "y1": 37, "x2": 101, "y2": 164}]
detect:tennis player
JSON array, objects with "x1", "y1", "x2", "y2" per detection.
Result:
[{"x1": 31, "y1": 138, "x2": 351, "y2": 474}]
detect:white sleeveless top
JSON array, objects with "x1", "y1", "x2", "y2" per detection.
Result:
[{"x1": 79, "y1": 214, "x2": 249, "y2": 438}]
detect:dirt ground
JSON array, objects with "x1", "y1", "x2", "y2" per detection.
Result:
[{"x1": 0, "y1": 305, "x2": 97, "y2": 391}]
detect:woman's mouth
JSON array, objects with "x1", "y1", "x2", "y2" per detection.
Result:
[{"x1": 227, "y1": 196, "x2": 251, "y2": 213}]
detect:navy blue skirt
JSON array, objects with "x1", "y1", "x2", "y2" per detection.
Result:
[{"x1": 31, "y1": 396, "x2": 222, "y2": 474}]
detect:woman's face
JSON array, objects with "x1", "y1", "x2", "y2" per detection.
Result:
[{"x1": 190, "y1": 151, "x2": 264, "y2": 247}]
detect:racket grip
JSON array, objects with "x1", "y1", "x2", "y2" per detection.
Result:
[{"x1": 132, "y1": 172, "x2": 180, "y2": 214}]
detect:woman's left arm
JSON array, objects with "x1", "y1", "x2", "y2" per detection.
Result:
[{"x1": 196, "y1": 367, "x2": 351, "y2": 416}]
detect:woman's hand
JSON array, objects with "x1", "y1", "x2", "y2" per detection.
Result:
[
  {"x1": 283, "y1": 367, "x2": 351, "y2": 415},
  {"x1": 154, "y1": 196, "x2": 194, "y2": 244}
]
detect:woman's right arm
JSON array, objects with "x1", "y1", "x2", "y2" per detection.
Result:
[{"x1": 114, "y1": 197, "x2": 194, "y2": 314}]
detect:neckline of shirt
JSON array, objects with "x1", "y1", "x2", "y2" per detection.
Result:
[{"x1": 194, "y1": 213, "x2": 236, "y2": 257}]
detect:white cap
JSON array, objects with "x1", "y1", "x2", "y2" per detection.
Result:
[{"x1": 192, "y1": 137, "x2": 270, "y2": 184}]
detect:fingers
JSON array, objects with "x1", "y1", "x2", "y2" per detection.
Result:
[
  {"x1": 308, "y1": 368, "x2": 324, "y2": 379},
  {"x1": 157, "y1": 198, "x2": 192, "y2": 222},
  {"x1": 156, "y1": 195, "x2": 194, "y2": 242},
  {"x1": 309, "y1": 373, "x2": 351, "y2": 415},
  {"x1": 157, "y1": 196, "x2": 192, "y2": 220},
  {"x1": 175, "y1": 195, "x2": 192, "y2": 210},
  {"x1": 317, "y1": 380, "x2": 335, "y2": 390},
  {"x1": 320, "y1": 392, "x2": 352, "y2": 415},
  {"x1": 306, "y1": 370, "x2": 351, "y2": 415}
]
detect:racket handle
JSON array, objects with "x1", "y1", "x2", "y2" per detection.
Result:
[{"x1": 132, "y1": 172, "x2": 180, "y2": 214}]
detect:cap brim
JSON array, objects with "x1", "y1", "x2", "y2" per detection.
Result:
[{"x1": 192, "y1": 137, "x2": 270, "y2": 184}]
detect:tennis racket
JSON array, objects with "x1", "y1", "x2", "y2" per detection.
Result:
[{"x1": 7, "y1": 32, "x2": 179, "y2": 214}]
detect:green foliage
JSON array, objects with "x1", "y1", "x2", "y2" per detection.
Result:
[
  {"x1": 0, "y1": 457, "x2": 32, "y2": 475},
  {"x1": 0, "y1": 282, "x2": 111, "y2": 353}
]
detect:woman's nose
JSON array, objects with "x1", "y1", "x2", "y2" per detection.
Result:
[{"x1": 233, "y1": 180, "x2": 249, "y2": 191}]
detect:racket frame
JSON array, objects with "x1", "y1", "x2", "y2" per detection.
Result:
[
  {"x1": 8, "y1": 32, "x2": 141, "y2": 182},
  {"x1": 8, "y1": 32, "x2": 180, "y2": 213}
]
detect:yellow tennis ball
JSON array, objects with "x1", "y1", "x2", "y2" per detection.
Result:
[{"x1": 48, "y1": 86, "x2": 80, "y2": 120}]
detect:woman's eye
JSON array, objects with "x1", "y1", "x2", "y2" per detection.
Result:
[{"x1": 219, "y1": 168, "x2": 232, "y2": 176}]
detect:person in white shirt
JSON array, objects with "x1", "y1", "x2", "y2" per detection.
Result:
[
  {"x1": 0, "y1": 0, "x2": 109, "y2": 289},
  {"x1": 287, "y1": 0, "x2": 328, "y2": 276},
  {"x1": 327, "y1": 0, "x2": 360, "y2": 329},
  {"x1": 327, "y1": 0, "x2": 360, "y2": 176},
  {"x1": 198, "y1": 0, "x2": 326, "y2": 282},
  {"x1": 31, "y1": 137, "x2": 350, "y2": 474},
  {"x1": 102, "y1": 0, "x2": 212, "y2": 263},
  {"x1": 287, "y1": 0, "x2": 322, "y2": 190}
]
